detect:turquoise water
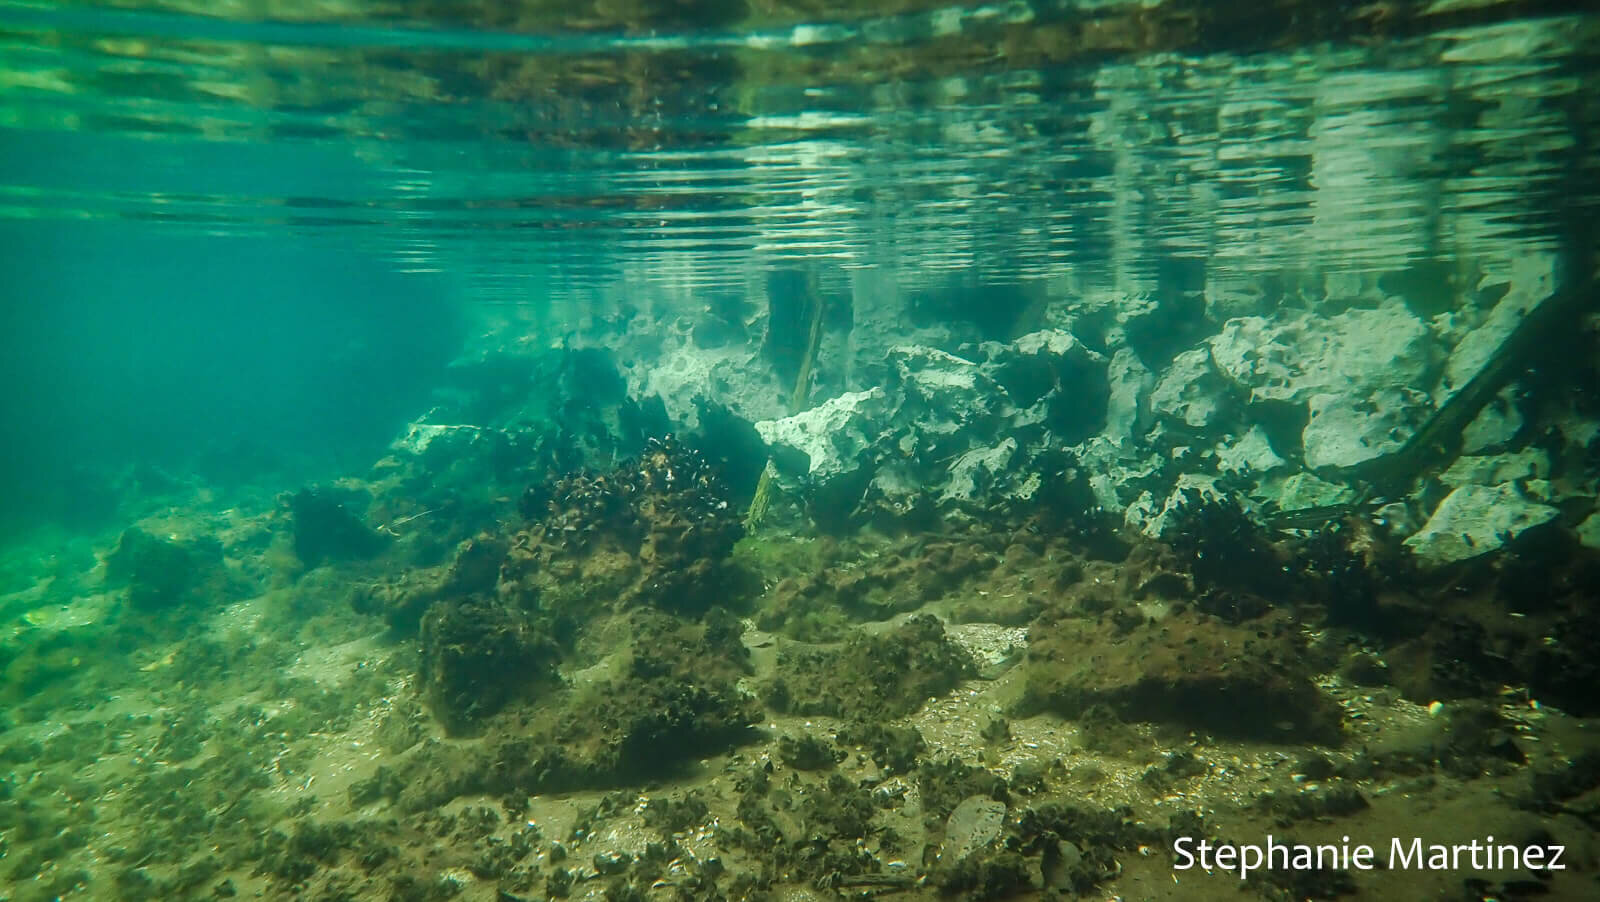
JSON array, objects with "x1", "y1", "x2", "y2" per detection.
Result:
[
  {"x1": 4, "y1": 2, "x2": 1594, "y2": 526},
  {"x1": 4, "y1": 2, "x2": 1593, "y2": 292},
  {"x1": 1, "y1": 3, "x2": 1599, "y2": 901}
]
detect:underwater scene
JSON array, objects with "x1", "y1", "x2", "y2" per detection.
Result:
[{"x1": 2, "y1": 1, "x2": 1599, "y2": 900}]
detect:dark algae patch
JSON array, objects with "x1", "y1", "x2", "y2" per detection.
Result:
[
  {"x1": 764, "y1": 614, "x2": 976, "y2": 722},
  {"x1": 1018, "y1": 607, "x2": 1346, "y2": 743}
]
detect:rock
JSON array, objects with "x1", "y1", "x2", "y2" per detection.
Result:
[
  {"x1": 1439, "y1": 448, "x2": 1550, "y2": 488},
  {"x1": 754, "y1": 388, "x2": 887, "y2": 488},
  {"x1": 1215, "y1": 426, "x2": 1285, "y2": 476},
  {"x1": 391, "y1": 419, "x2": 481, "y2": 456},
  {"x1": 355, "y1": 533, "x2": 507, "y2": 634},
  {"x1": 104, "y1": 527, "x2": 224, "y2": 611},
  {"x1": 1439, "y1": 254, "x2": 1555, "y2": 401},
  {"x1": 1339, "y1": 650, "x2": 1391, "y2": 687},
  {"x1": 1259, "y1": 472, "x2": 1352, "y2": 511},
  {"x1": 942, "y1": 796, "x2": 1008, "y2": 864},
  {"x1": 632, "y1": 333, "x2": 786, "y2": 432},
  {"x1": 1101, "y1": 347, "x2": 1152, "y2": 441},
  {"x1": 885, "y1": 345, "x2": 997, "y2": 439},
  {"x1": 1019, "y1": 610, "x2": 1343, "y2": 742},
  {"x1": 1076, "y1": 436, "x2": 1165, "y2": 514},
  {"x1": 1403, "y1": 483, "x2": 1560, "y2": 565},
  {"x1": 419, "y1": 598, "x2": 559, "y2": 735},
  {"x1": 1579, "y1": 513, "x2": 1600, "y2": 551},
  {"x1": 1208, "y1": 302, "x2": 1432, "y2": 406},
  {"x1": 941, "y1": 439, "x2": 1022, "y2": 505},
  {"x1": 1302, "y1": 386, "x2": 1434, "y2": 470},
  {"x1": 505, "y1": 435, "x2": 744, "y2": 616},
  {"x1": 287, "y1": 487, "x2": 387, "y2": 567},
  {"x1": 1126, "y1": 473, "x2": 1223, "y2": 538},
  {"x1": 1207, "y1": 302, "x2": 1437, "y2": 469},
  {"x1": 766, "y1": 615, "x2": 975, "y2": 721},
  {"x1": 1150, "y1": 347, "x2": 1231, "y2": 429},
  {"x1": 1460, "y1": 385, "x2": 1524, "y2": 454},
  {"x1": 755, "y1": 331, "x2": 1111, "y2": 525}
]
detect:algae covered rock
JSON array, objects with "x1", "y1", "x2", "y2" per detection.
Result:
[
  {"x1": 419, "y1": 598, "x2": 559, "y2": 735},
  {"x1": 765, "y1": 614, "x2": 975, "y2": 721},
  {"x1": 477, "y1": 611, "x2": 760, "y2": 794},
  {"x1": 285, "y1": 487, "x2": 386, "y2": 567},
  {"x1": 1019, "y1": 609, "x2": 1343, "y2": 743},
  {"x1": 355, "y1": 532, "x2": 507, "y2": 634},
  {"x1": 104, "y1": 526, "x2": 223, "y2": 611},
  {"x1": 504, "y1": 434, "x2": 744, "y2": 617}
]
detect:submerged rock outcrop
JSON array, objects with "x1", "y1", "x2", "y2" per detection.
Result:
[{"x1": 755, "y1": 330, "x2": 1109, "y2": 528}]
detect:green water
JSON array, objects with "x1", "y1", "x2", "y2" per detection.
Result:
[{"x1": 0, "y1": 2, "x2": 1597, "y2": 901}]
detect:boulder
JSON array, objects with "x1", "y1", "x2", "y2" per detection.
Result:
[
  {"x1": 1150, "y1": 347, "x2": 1231, "y2": 429},
  {"x1": 755, "y1": 388, "x2": 887, "y2": 488},
  {"x1": 1578, "y1": 513, "x2": 1600, "y2": 551},
  {"x1": 1019, "y1": 610, "x2": 1343, "y2": 742},
  {"x1": 1404, "y1": 483, "x2": 1559, "y2": 565},
  {"x1": 1208, "y1": 301, "x2": 1437, "y2": 469},
  {"x1": 1215, "y1": 425, "x2": 1285, "y2": 477},
  {"x1": 1438, "y1": 254, "x2": 1555, "y2": 401},
  {"x1": 1302, "y1": 386, "x2": 1434, "y2": 470},
  {"x1": 755, "y1": 330, "x2": 1111, "y2": 524},
  {"x1": 1207, "y1": 302, "x2": 1432, "y2": 406},
  {"x1": 104, "y1": 527, "x2": 224, "y2": 611}
]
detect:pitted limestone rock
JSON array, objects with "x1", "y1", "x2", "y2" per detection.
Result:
[
  {"x1": 755, "y1": 330, "x2": 1110, "y2": 522},
  {"x1": 1404, "y1": 483, "x2": 1559, "y2": 565}
]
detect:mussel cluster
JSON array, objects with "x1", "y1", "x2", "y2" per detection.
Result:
[
  {"x1": 518, "y1": 434, "x2": 736, "y2": 551},
  {"x1": 1168, "y1": 490, "x2": 1289, "y2": 616}
]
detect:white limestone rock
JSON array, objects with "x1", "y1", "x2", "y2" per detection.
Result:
[
  {"x1": 755, "y1": 330, "x2": 1114, "y2": 517},
  {"x1": 1207, "y1": 302, "x2": 1432, "y2": 405},
  {"x1": 391, "y1": 417, "x2": 482, "y2": 456},
  {"x1": 1259, "y1": 472, "x2": 1354, "y2": 511},
  {"x1": 1460, "y1": 386, "x2": 1524, "y2": 454},
  {"x1": 1150, "y1": 348, "x2": 1232, "y2": 429},
  {"x1": 1127, "y1": 473, "x2": 1225, "y2": 538},
  {"x1": 1215, "y1": 426, "x2": 1286, "y2": 477},
  {"x1": 1403, "y1": 483, "x2": 1559, "y2": 565},
  {"x1": 1440, "y1": 448, "x2": 1550, "y2": 489},
  {"x1": 1205, "y1": 300, "x2": 1438, "y2": 470},
  {"x1": 941, "y1": 439, "x2": 1021, "y2": 504},
  {"x1": 1439, "y1": 253, "x2": 1555, "y2": 402},
  {"x1": 1302, "y1": 386, "x2": 1434, "y2": 470},
  {"x1": 631, "y1": 336, "x2": 786, "y2": 433},
  {"x1": 1578, "y1": 513, "x2": 1600, "y2": 551},
  {"x1": 1074, "y1": 435, "x2": 1166, "y2": 514},
  {"x1": 754, "y1": 388, "x2": 887, "y2": 486},
  {"x1": 1102, "y1": 347, "x2": 1152, "y2": 442}
]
